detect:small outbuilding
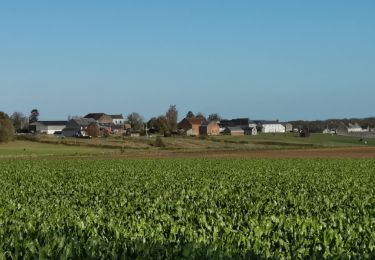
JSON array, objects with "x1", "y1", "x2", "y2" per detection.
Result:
[
  {"x1": 223, "y1": 127, "x2": 245, "y2": 136},
  {"x1": 241, "y1": 126, "x2": 257, "y2": 135},
  {"x1": 29, "y1": 121, "x2": 67, "y2": 135}
]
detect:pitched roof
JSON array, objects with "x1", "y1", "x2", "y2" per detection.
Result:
[
  {"x1": 226, "y1": 126, "x2": 244, "y2": 131},
  {"x1": 109, "y1": 114, "x2": 124, "y2": 119},
  {"x1": 31, "y1": 121, "x2": 67, "y2": 126},
  {"x1": 254, "y1": 120, "x2": 281, "y2": 125},
  {"x1": 71, "y1": 117, "x2": 96, "y2": 126},
  {"x1": 84, "y1": 113, "x2": 108, "y2": 120}
]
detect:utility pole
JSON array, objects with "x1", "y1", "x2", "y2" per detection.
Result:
[{"x1": 145, "y1": 122, "x2": 149, "y2": 138}]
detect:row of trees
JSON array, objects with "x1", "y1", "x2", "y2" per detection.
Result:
[
  {"x1": 127, "y1": 106, "x2": 223, "y2": 136},
  {"x1": 0, "y1": 109, "x2": 39, "y2": 142},
  {"x1": 127, "y1": 105, "x2": 179, "y2": 135},
  {"x1": 1, "y1": 106, "x2": 223, "y2": 141}
]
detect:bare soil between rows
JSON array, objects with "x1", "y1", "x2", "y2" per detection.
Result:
[
  {"x1": 4, "y1": 146, "x2": 375, "y2": 160},
  {"x1": 77, "y1": 146, "x2": 375, "y2": 159},
  {"x1": 123, "y1": 147, "x2": 375, "y2": 159}
]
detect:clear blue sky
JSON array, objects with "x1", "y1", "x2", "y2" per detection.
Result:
[{"x1": 1, "y1": 1, "x2": 374, "y2": 121}]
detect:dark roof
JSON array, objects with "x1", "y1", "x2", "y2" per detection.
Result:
[
  {"x1": 241, "y1": 126, "x2": 255, "y2": 130},
  {"x1": 84, "y1": 113, "x2": 108, "y2": 120},
  {"x1": 110, "y1": 114, "x2": 124, "y2": 119},
  {"x1": 219, "y1": 118, "x2": 255, "y2": 127},
  {"x1": 71, "y1": 118, "x2": 96, "y2": 126},
  {"x1": 254, "y1": 120, "x2": 281, "y2": 125},
  {"x1": 34, "y1": 121, "x2": 67, "y2": 126},
  {"x1": 226, "y1": 127, "x2": 244, "y2": 132}
]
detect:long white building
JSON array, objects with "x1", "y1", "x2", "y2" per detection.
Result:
[
  {"x1": 29, "y1": 121, "x2": 67, "y2": 134},
  {"x1": 254, "y1": 121, "x2": 286, "y2": 133}
]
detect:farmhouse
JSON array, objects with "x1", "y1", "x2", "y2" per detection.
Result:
[
  {"x1": 110, "y1": 114, "x2": 126, "y2": 125},
  {"x1": 178, "y1": 118, "x2": 206, "y2": 136},
  {"x1": 62, "y1": 118, "x2": 97, "y2": 137},
  {"x1": 29, "y1": 121, "x2": 67, "y2": 135}
]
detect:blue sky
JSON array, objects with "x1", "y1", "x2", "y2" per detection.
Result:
[{"x1": 1, "y1": 1, "x2": 374, "y2": 121}]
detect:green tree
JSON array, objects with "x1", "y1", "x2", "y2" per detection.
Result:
[
  {"x1": 29, "y1": 109, "x2": 39, "y2": 124},
  {"x1": 0, "y1": 112, "x2": 15, "y2": 142},
  {"x1": 147, "y1": 116, "x2": 168, "y2": 134},
  {"x1": 186, "y1": 111, "x2": 195, "y2": 118},
  {"x1": 165, "y1": 105, "x2": 178, "y2": 132}
]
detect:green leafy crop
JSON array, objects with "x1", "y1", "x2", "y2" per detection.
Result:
[{"x1": 0, "y1": 158, "x2": 374, "y2": 259}]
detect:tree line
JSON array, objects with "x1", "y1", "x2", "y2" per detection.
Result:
[
  {"x1": 290, "y1": 117, "x2": 375, "y2": 133},
  {"x1": 0, "y1": 106, "x2": 224, "y2": 142}
]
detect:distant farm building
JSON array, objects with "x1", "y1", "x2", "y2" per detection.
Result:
[
  {"x1": 241, "y1": 126, "x2": 257, "y2": 135},
  {"x1": 178, "y1": 118, "x2": 206, "y2": 136},
  {"x1": 348, "y1": 123, "x2": 368, "y2": 133},
  {"x1": 29, "y1": 121, "x2": 67, "y2": 135},
  {"x1": 62, "y1": 118, "x2": 97, "y2": 137},
  {"x1": 223, "y1": 127, "x2": 245, "y2": 136},
  {"x1": 254, "y1": 121, "x2": 286, "y2": 133},
  {"x1": 283, "y1": 123, "x2": 293, "y2": 132},
  {"x1": 199, "y1": 121, "x2": 220, "y2": 136},
  {"x1": 110, "y1": 114, "x2": 126, "y2": 125}
]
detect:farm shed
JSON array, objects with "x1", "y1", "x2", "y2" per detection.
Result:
[
  {"x1": 29, "y1": 121, "x2": 67, "y2": 135},
  {"x1": 241, "y1": 126, "x2": 257, "y2": 135},
  {"x1": 223, "y1": 127, "x2": 245, "y2": 136},
  {"x1": 255, "y1": 121, "x2": 286, "y2": 133}
]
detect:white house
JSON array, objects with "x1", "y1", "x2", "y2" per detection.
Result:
[
  {"x1": 29, "y1": 121, "x2": 67, "y2": 135},
  {"x1": 110, "y1": 114, "x2": 126, "y2": 125}
]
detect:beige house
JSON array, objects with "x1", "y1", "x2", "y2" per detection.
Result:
[
  {"x1": 178, "y1": 118, "x2": 206, "y2": 136},
  {"x1": 199, "y1": 121, "x2": 220, "y2": 136}
]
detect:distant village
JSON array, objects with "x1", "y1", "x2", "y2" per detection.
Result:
[{"x1": 27, "y1": 112, "x2": 375, "y2": 139}]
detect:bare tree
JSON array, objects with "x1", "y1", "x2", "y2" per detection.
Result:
[
  {"x1": 127, "y1": 112, "x2": 144, "y2": 131},
  {"x1": 156, "y1": 116, "x2": 168, "y2": 134},
  {"x1": 208, "y1": 113, "x2": 222, "y2": 122},
  {"x1": 11, "y1": 112, "x2": 27, "y2": 132},
  {"x1": 165, "y1": 105, "x2": 178, "y2": 132},
  {"x1": 196, "y1": 112, "x2": 206, "y2": 121}
]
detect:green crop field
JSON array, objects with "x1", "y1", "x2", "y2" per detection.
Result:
[{"x1": 1, "y1": 159, "x2": 375, "y2": 259}]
